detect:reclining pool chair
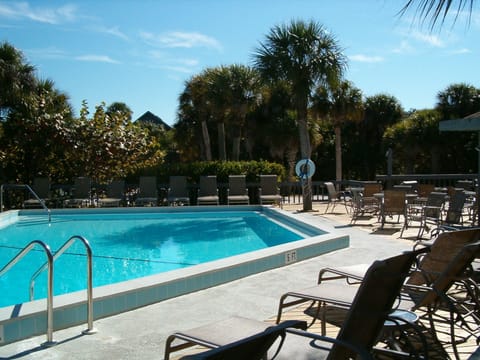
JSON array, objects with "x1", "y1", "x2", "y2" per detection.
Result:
[
  {"x1": 278, "y1": 228, "x2": 480, "y2": 359},
  {"x1": 98, "y1": 179, "x2": 125, "y2": 207},
  {"x1": 23, "y1": 177, "x2": 51, "y2": 208},
  {"x1": 196, "y1": 176, "x2": 219, "y2": 205},
  {"x1": 171, "y1": 249, "x2": 421, "y2": 360},
  {"x1": 227, "y1": 175, "x2": 250, "y2": 205},
  {"x1": 64, "y1": 177, "x2": 91, "y2": 208},
  {"x1": 259, "y1": 175, "x2": 283, "y2": 208},
  {"x1": 135, "y1": 176, "x2": 158, "y2": 206},
  {"x1": 167, "y1": 176, "x2": 191, "y2": 206}
]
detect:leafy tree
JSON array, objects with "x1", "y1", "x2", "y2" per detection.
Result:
[
  {"x1": 72, "y1": 102, "x2": 165, "y2": 183},
  {"x1": 436, "y1": 83, "x2": 480, "y2": 119},
  {"x1": 311, "y1": 80, "x2": 363, "y2": 184},
  {"x1": 106, "y1": 102, "x2": 133, "y2": 121},
  {"x1": 0, "y1": 42, "x2": 36, "y2": 121},
  {"x1": 1, "y1": 79, "x2": 74, "y2": 183},
  {"x1": 254, "y1": 19, "x2": 347, "y2": 211},
  {"x1": 358, "y1": 94, "x2": 403, "y2": 179}
]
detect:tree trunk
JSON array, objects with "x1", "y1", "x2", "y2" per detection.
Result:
[
  {"x1": 201, "y1": 120, "x2": 212, "y2": 161},
  {"x1": 335, "y1": 125, "x2": 342, "y2": 188},
  {"x1": 297, "y1": 111, "x2": 312, "y2": 211},
  {"x1": 217, "y1": 121, "x2": 227, "y2": 161}
]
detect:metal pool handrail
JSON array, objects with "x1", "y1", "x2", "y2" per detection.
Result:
[
  {"x1": 0, "y1": 184, "x2": 51, "y2": 223},
  {"x1": 0, "y1": 240, "x2": 55, "y2": 346},
  {"x1": 29, "y1": 235, "x2": 96, "y2": 335}
]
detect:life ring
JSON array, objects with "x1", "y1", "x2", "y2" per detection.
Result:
[{"x1": 295, "y1": 159, "x2": 316, "y2": 179}]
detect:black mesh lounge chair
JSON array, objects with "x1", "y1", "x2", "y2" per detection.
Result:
[
  {"x1": 98, "y1": 180, "x2": 125, "y2": 207},
  {"x1": 259, "y1": 175, "x2": 282, "y2": 208},
  {"x1": 227, "y1": 175, "x2": 249, "y2": 205},
  {"x1": 172, "y1": 250, "x2": 421, "y2": 360},
  {"x1": 135, "y1": 176, "x2": 158, "y2": 206},
  {"x1": 278, "y1": 228, "x2": 480, "y2": 359},
  {"x1": 64, "y1": 177, "x2": 91, "y2": 208},
  {"x1": 23, "y1": 177, "x2": 51, "y2": 208},
  {"x1": 196, "y1": 176, "x2": 219, "y2": 205},
  {"x1": 167, "y1": 176, "x2": 190, "y2": 206}
]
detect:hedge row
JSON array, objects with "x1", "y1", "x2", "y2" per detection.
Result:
[{"x1": 136, "y1": 160, "x2": 286, "y2": 184}]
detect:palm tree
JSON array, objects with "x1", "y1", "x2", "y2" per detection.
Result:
[
  {"x1": 178, "y1": 73, "x2": 213, "y2": 161},
  {"x1": 253, "y1": 19, "x2": 347, "y2": 211},
  {"x1": 399, "y1": 0, "x2": 474, "y2": 29},
  {"x1": 312, "y1": 80, "x2": 363, "y2": 186},
  {"x1": 0, "y1": 42, "x2": 36, "y2": 120}
]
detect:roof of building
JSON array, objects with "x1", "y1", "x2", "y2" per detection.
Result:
[{"x1": 135, "y1": 111, "x2": 172, "y2": 130}]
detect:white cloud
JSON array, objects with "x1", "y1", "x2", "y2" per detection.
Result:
[
  {"x1": 93, "y1": 25, "x2": 129, "y2": 41},
  {"x1": 450, "y1": 48, "x2": 472, "y2": 55},
  {"x1": 349, "y1": 54, "x2": 384, "y2": 63},
  {"x1": 392, "y1": 40, "x2": 414, "y2": 54},
  {"x1": 147, "y1": 50, "x2": 199, "y2": 73},
  {"x1": 410, "y1": 30, "x2": 444, "y2": 47},
  {"x1": 140, "y1": 31, "x2": 222, "y2": 50},
  {"x1": 0, "y1": 2, "x2": 77, "y2": 24},
  {"x1": 75, "y1": 55, "x2": 120, "y2": 64}
]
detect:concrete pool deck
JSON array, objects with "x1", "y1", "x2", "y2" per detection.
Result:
[{"x1": 0, "y1": 203, "x2": 451, "y2": 359}]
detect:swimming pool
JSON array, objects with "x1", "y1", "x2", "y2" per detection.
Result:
[
  {"x1": 0, "y1": 206, "x2": 349, "y2": 345},
  {"x1": 0, "y1": 210, "x2": 317, "y2": 307}
]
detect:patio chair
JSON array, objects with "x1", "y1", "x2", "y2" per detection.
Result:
[
  {"x1": 98, "y1": 179, "x2": 125, "y2": 207},
  {"x1": 324, "y1": 181, "x2": 349, "y2": 214},
  {"x1": 379, "y1": 190, "x2": 408, "y2": 235},
  {"x1": 135, "y1": 176, "x2": 158, "y2": 206},
  {"x1": 177, "y1": 320, "x2": 306, "y2": 360},
  {"x1": 441, "y1": 190, "x2": 468, "y2": 230},
  {"x1": 258, "y1": 175, "x2": 283, "y2": 208},
  {"x1": 362, "y1": 182, "x2": 383, "y2": 214},
  {"x1": 197, "y1": 176, "x2": 219, "y2": 205},
  {"x1": 404, "y1": 191, "x2": 447, "y2": 239},
  {"x1": 227, "y1": 175, "x2": 249, "y2": 205},
  {"x1": 171, "y1": 250, "x2": 421, "y2": 360},
  {"x1": 167, "y1": 176, "x2": 190, "y2": 206},
  {"x1": 64, "y1": 177, "x2": 91, "y2": 208},
  {"x1": 164, "y1": 317, "x2": 307, "y2": 360},
  {"x1": 297, "y1": 228, "x2": 480, "y2": 359},
  {"x1": 23, "y1": 177, "x2": 51, "y2": 208}
]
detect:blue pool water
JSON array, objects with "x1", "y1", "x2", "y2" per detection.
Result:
[{"x1": 0, "y1": 210, "x2": 316, "y2": 307}]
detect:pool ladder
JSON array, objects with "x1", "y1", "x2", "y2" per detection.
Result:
[
  {"x1": 0, "y1": 184, "x2": 51, "y2": 223},
  {"x1": 0, "y1": 235, "x2": 96, "y2": 346}
]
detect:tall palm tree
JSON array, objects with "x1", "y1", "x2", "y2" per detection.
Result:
[
  {"x1": 178, "y1": 74, "x2": 213, "y2": 161},
  {"x1": 253, "y1": 19, "x2": 347, "y2": 211},
  {"x1": 311, "y1": 80, "x2": 363, "y2": 186},
  {"x1": 0, "y1": 42, "x2": 36, "y2": 120}
]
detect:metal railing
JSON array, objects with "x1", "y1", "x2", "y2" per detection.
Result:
[
  {"x1": 30, "y1": 235, "x2": 96, "y2": 335},
  {"x1": 0, "y1": 184, "x2": 51, "y2": 222},
  {"x1": 0, "y1": 240, "x2": 55, "y2": 346}
]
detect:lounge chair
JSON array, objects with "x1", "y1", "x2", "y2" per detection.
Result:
[
  {"x1": 170, "y1": 249, "x2": 422, "y2": 360},
  {"x1": 282, "y1": 228, "x2": 480, "y2": 359},
  {"x1": 64, "y1": 177, "x2": 91, "y2": 208},
  {"x1": 258, "y1": 175, "x2": 283, "y2": 208},
  {"x1": 135, "y1": 176, "x2": 158, "y2": 206},
  {"x1": 167, "y1": 176, "x2": 191, "y2": 206},
  {"x1": 98, "y1": 180, "x2": 125, "y2": 207},
  {"x1": 196, "y1": 176, "x2": 219, "y2": 205},
  {"x1": 23, "y1": 177, "x2": 51, "y2": 208},
  {"x1": 404, "y1": 191, "x2": 447, "y2": 239},
  {"x1": 164, "y1": 317, "x2": 306, "y2": 360},
  {"x1": 227, "y1": 175, "x2": 249, "y2": 205}
]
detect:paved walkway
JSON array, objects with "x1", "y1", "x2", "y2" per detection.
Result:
[{"x1": 0, "y1": 203, "x2": 420, "y2": 359}]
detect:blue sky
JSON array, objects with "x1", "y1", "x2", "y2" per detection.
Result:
[{"x1": 1, "y1": 1, "x2": 479, "y2": 125}]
